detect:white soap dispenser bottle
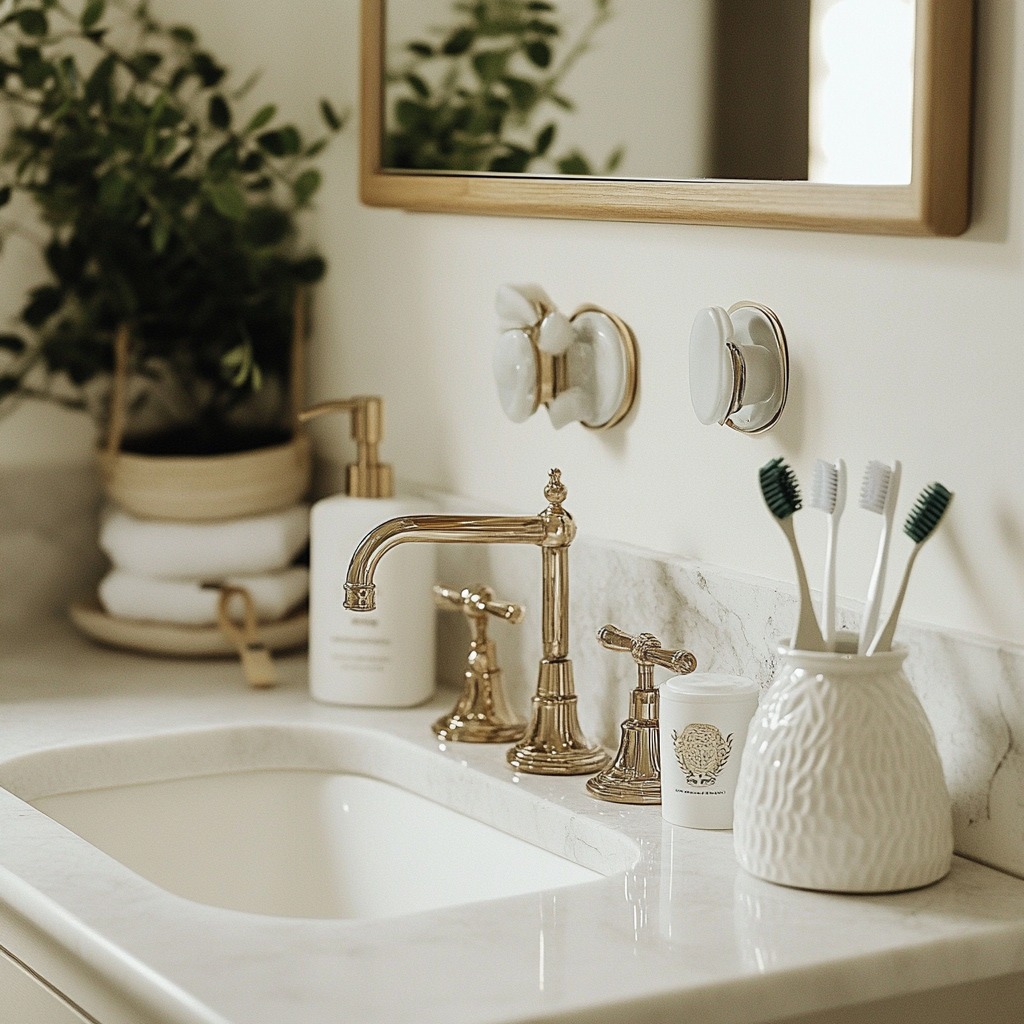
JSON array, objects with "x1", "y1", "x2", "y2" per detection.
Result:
[{"x1": 300, "y1": 397, "x2": 436, "y2": 706}]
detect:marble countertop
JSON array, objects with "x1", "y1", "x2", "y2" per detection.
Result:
[{"x1": 2, "y1": 620, "x2": 1024, "y2": 1024}]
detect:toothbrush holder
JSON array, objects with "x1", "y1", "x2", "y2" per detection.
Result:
[{"x1": 732, "y1": 632, "x2": 952, "y2": 893}]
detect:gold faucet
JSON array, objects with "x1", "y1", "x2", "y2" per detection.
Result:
[{"x1": 344, "y1": 469, "x2": 609, "y2": 776}]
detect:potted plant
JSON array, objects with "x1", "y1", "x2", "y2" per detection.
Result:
[{"x1": 0, "y1": 0, "x2": 343, "y2": 519}]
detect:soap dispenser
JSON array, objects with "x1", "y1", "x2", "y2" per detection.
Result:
[{"x1": 299, "y1": 397, "x2": 436, "y2": 707}]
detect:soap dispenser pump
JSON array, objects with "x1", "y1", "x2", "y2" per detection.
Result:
[{"x1": 299, "y1": 397, "x2": 436, "y2": 707}]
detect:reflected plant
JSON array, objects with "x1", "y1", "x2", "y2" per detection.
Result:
[{"x1": 385, "y1": 0, "x2": 623, "y2": 175}]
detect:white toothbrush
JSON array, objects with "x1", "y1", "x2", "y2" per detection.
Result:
[
  {"x1": 857, "y1": 459, "x2": 902, "y2": 654},
  {"x1": 810, "y1": 458, "x2": 846, "y2": 650}
]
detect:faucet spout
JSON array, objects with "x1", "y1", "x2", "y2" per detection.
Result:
[
  {"x1": 342, "y1": 469, "x2": 607, "y2": 776},
  {"x1": 344, "y1": 515, "x2": 547, "y2": 612}
]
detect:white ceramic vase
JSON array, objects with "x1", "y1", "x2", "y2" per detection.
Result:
[{"x1": 733, "y1": 635, "x2": 953, "y2": 893}]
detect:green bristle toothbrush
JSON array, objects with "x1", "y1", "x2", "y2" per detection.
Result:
[
  {"x1": 866, "y1": 482, "x2": 953, "y2": 655},
  {"x1": 759, "y1": 458, "x2": 827, "y2": 652}
]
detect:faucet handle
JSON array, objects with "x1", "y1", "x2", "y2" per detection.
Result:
[
  {"x1": 431, "y1": 584, "x2": 527, "y2": 745},
  {"x1": 432, "y1": 585, "x2": 524, "y2": 627},
  {"x1": 597, "y1": 624, "x2": 697, "y2": 677},
  {"x1": 588, "y1": 622, "x2": 696, "y2": 806}
]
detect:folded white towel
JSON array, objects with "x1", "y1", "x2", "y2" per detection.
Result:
[
  {"x1": 98, "y1": 567, "x2": 309, "y2": 626},
  {"x1": 99, "y1": 504, "x2": 309, "y2": 580}
]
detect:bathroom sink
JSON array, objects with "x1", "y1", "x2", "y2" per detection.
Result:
[{"x1": 3, "y1": 724, "x2": 631, "y2": 921}]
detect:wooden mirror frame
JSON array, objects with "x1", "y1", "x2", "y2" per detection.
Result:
[{"x1": 360, "y1": 0, "x2": 973, "y2": 236}]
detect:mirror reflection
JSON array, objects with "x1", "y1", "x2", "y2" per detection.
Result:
[{"x1": 381, "y1": 0, "x2": 915, "y2": 185}]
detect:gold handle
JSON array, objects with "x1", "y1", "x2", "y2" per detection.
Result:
[
  {"x1": 433, "y1": 585, "x2": 524, "y2": 625},
  {"x1": 596, "y1": 624, "x2": 697, "y2": 675}
]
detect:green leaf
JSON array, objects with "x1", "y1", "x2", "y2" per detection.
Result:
[
  {"x1": 489, "y1": 146, "x2": 532, "y2": 173},
  {"x1": 98, "y1": 171, "x2": 130, "y2": 210},
  {"x1": 150, "y1": 216, "x2": 171, "y2": 254},
  {"x1": 291, "y1": 256, "x2": 326, "y2": 283},
  {"x1": 293, "y1": 168, "x2": 321, "y2": 206},
  {"x1": 0, "y1": 334, "x2": 26, "y2": 355},
  {"x1": 128, "y1": 51, "x2": 162, "y2": 80},
  {"x1": 534, "y1": 123, "x2": 555, "y2": 156},
  {"x1": 16, "y1": 9, "x2": 48, "y2": 36},
  {"x1": 167, "y1": 145, "x2": 194, "y2": 172},
  {"x1": 206, "y1": 179, "x2": 248, "y2": 221},
  {"x1": 221, "y1": 343, "x2": 252, "y2": 386},
  {"x1": 85, "y1": 52, "x2": 116, "y2": 106},
  {"x1": 0, "y1": 376, "x2": 20, "y2": 401},
  {"x1": 208, "y1": 139, "x2": 239, "y2": 174},
  {"x1": 240, "y1": 150, "x2": 264, "y2": 173},
  {"x1": 0, "y1": 186, "x2": 11, "y2": 208},
  {"x1": 170, "y1": 25, "x2": 196, "y2": 45},
  {"x1": 15, "y1": 46, "x2": 49, "y2": 88},
  {"x1": 303, "y1": 137, "x2": 328, "y2": 159},
  {"x1": 243, "y1": 206, "x2": 290, "y2": 246},
  {"x1": 556, "y1": 152, "x2": 592, "y2": 175},
  {"x1": 442, "y1": 27, "x2": 475, "y2": 56},
  {"x1": 319, "y1": 98, "x2": 344, "y2": 132},
  {"x1": 505, "y1": 77, "x2": 537, "y2": 111},
  {"x1": 603, "y1": 145, "x2": 625, "y2": 174},
  {"x1": 524, "y1": 40, "x2": 551, "y2": 68},
  {"x1": 245, "y1": 103, "x2": 277, "y2": 134},
  {"x1": 256, "y1": 126, "x2": 300, "y2": 157},
  {"x1": 208, "y1": 94, "x2": 231, "y2": 130},
  {"x1": 405, "y1": 74, "x2": 430, "y2": 100},
  {"x1": 472, "y1": 50, "x2": 509, "y2": 82},
  {"x1": 22, "y1": 285, "x2": 63, "y2": 328},
  {"x1": 407, "y1": 41, "x2": 433, "y2": 57},
  {"x1": 81, "y1": 0, "x2": 106, "y2": 30},
  {"x1": 192, "y1": 52, "x2": 225, "y2": 88},
  {"x1": 394, "y1": 99, "x2": 428, "y2": 131}
]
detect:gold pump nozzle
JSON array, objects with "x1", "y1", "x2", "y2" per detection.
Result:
[{"x1": 299, "y1": 397, "x2": 394, "y2": 499}]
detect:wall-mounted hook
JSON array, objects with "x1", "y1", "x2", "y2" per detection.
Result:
[
  {"x1": 494, "y1": 284, "x2": 638, "y2": 430},
  {"x1": 689, "y1": 301, "x2": 789, "y2": 434}
]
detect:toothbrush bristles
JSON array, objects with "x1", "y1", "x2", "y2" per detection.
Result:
[
  {"x1": 809, "y1": 459, "x2": 839, "y2": 513},
  {"x1": 905, "y1": 483, "x2": 953, "y2": 543},
  {"x1": 859, "y1": 460, "x2": 892, "y2": 513},
  {"x1": 759, "y1": 457, "x2": 802, "y2": 520}
]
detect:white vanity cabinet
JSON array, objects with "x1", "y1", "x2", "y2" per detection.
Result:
[
  {"x1": 0, "y1": 908, "x2": 162, "y2": 1024},
  {"x1": 1, "y1": 946, "x2": 92, "y2": 1023}
]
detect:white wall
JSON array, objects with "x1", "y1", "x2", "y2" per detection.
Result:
[{"x1": 1, "y1": 1, "x2": 1021, "y2": 649}]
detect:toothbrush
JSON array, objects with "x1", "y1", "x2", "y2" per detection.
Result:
[
  {"x1": 857, "y1": 459, "x2": 902, "y2": 654},
  {"x1": 809, "y1": 457, "x2": 847, "y2": 650},
  {"x1": 759, "y1": 458, "x2": 827, "y2": 652},
  {"x1": 867, "y1": 483, "x2": 953, "y2": 655}
]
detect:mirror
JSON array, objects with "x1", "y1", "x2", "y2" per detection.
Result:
[{"x1": 360, "y1": 0, "x2": 973, "y2": 235}]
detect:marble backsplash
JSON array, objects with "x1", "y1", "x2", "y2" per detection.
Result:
[{"x1": 3, "y1": 467, "x2": 1023, "y2": 881}]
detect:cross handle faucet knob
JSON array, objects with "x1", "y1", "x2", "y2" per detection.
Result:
[{"x1": 596, "y1": 624, "x2": 697, "y2": 680}]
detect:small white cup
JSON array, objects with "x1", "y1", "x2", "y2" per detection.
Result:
[{"x1": 659, "y1": 673, "x2": 759, "y2": 829}]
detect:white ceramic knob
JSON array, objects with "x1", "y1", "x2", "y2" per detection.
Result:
[
  {"x1": 688, "y1": 302, "x2": 789, "y2": 434},
  {"x1": 689, "y1": 306, "x2": 736, "y2": 426},
  {"x1": 492, "y1": 328, "x2": 538, "y2": 423},
  {"x1": 492, "y1": 285, "x2": 637, "y2": 431}
]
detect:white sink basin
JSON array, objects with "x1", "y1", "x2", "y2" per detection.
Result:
[
  {"x1": 4, "y1": 724, "x2": 633, "y2": 921},
  {"x1": 32, "y1": 768, "x2": 600, "y2": 919}
]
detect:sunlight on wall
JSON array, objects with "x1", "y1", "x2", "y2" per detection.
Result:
[{"x1": 809, "y1": 0, "x2": 915, "y2": 184}]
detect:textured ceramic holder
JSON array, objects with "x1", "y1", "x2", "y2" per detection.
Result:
[{"x1": 733, "y1": 633, "x2": 953, "y2": 893}]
